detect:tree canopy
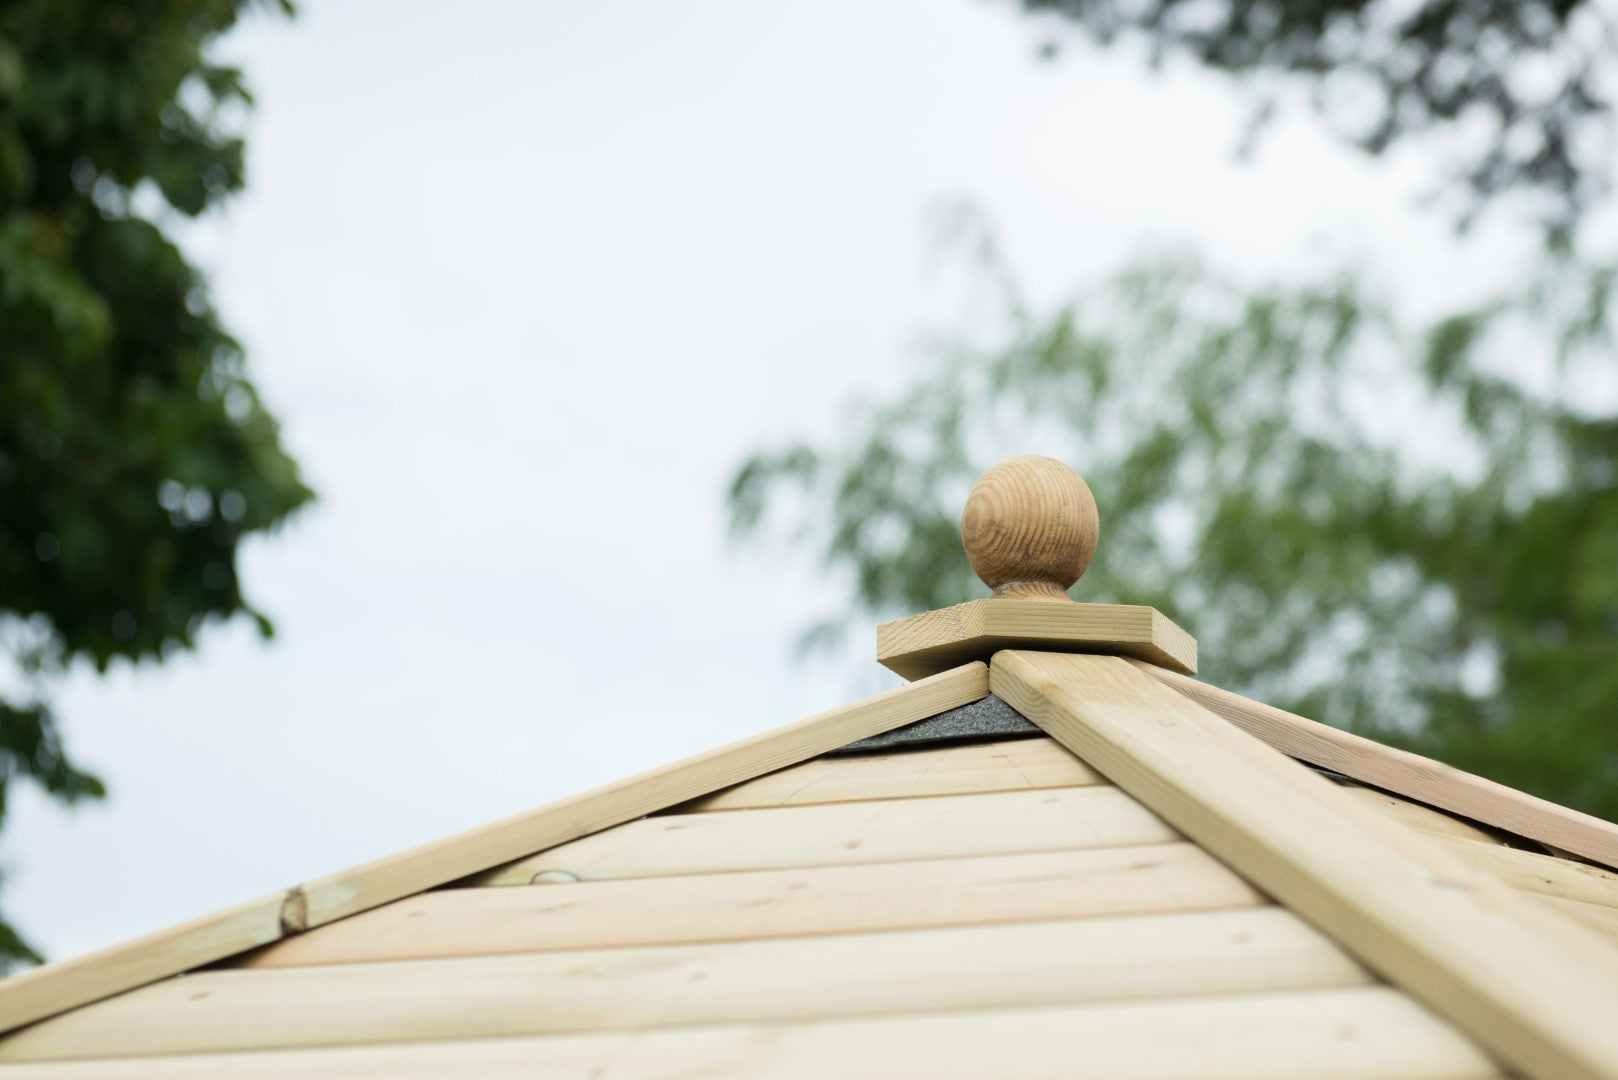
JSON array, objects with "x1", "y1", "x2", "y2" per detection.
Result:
[
  {"x1": 0, "y1": 0, "x2": 307, "y2": 968},
  {"x1": 732, "y1": 0, "x2": 1618, "y2": 830},
  {"x1": 731, "y1": 224, "x2": 1618, "y2": 821},
  {"x1": 1015, "y1": 0, "x2": 1618, "y2": 238}
]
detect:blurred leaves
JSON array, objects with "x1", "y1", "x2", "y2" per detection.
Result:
[
  {"x1": 731, "y1": 214, "x2": 1618, "y2": 822},
  {"x1": 1014, "y1": 0, "x2": 1618, "y2": 240},
  {"x1": 0, "y1": 0, "x2": 306, "y2": 969}
]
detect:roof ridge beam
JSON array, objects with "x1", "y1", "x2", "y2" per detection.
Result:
[
  {"x1": 992, "y1": 650, "x2": 1618, "y2": 1080},
  {"x1": 1131, "y1": 659, "x2": 1618, "y2": 872}
]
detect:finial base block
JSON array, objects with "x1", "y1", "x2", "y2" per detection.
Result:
[{"x1": 877, "y1": 598, "x2": 1197, "y2": 682}]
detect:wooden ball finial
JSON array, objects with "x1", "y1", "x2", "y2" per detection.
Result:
[{"x1": 962, "y1": 456, "x2": 1099, "y2": 602}]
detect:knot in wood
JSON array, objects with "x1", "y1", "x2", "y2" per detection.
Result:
[{"x1": 961, "y1": 456, "x2": 1099, "y2": 602}]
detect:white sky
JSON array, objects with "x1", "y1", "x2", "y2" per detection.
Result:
[{"x1": 8, "y1": 0, "x2": 1543, "y2": 961}]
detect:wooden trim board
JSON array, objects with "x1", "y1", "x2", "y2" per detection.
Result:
[
  {"x1": 0, "y1": 663, "x2": 990, "y2": 1034},
  {"x1": 1333, "y1": 784, "x2": 1512, "y2": 848},
  {"x1": 878, "y1": 599, "x2": 1196, "y2": 680},
  {"x1": 1436, "y1": 838, "x2": 1618, "y2": 911},
  {"x1": 1342, "y1": 783, "x2": 1618, "y2": 909},
  {"x1": 0, "y1": 893, "x2": 292, "y2": 1046},
  {"x1": 994, "y1": 651, "x2": 1618, "y2": 1080},
  {"x1": 1134, "y1": 660, "x2": 1618, "y2": 871}
]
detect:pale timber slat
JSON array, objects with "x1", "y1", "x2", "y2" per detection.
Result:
[
  {"x1": 236, "y1": 843, "x2": 1257, "y2": 968},
  {"x1": 0, "y1": 908, "x2": 1370, "y2": 1062},
  {"x1": 676, "y1": 737, "x2": 1101, "y2": 812},
  {"x1": 1434, "y1": 835, "x2": 1618, "y2": 911},
  {"x1": 1334, "y1": 784, "x2": 1511, "y2": 847},
  {"x1": 0, "y1": 988, "x2": 1501, "y2": 1080},
  {"x1": 0, "y1": 892, "x2": 291, "y2": 1040},
  {"x1": 467, "y1": 784, "x2": 1175, "y2": 885},
  {"x1": 1135, "y1": 659, "x2": 1618, "y2": 871},
  {"x1": 1546, "y1": 896, "x2": 1618, "y2": 951},
  {"x1": 997, "y1": 651, "x2": 1618, "y2": 1080},
  {"x1": 877, "y1": 598, "x2": 1197, "y2": 681},
  {"x1": 1338, "y1": 782, "x2": 1618, "y2": 913},
  {"x1": 295, "y1": 663, "x2": 989, "y2": 926},
  {"x1": 0, "y1": 664, "x2": 989, "y2": 1035}
]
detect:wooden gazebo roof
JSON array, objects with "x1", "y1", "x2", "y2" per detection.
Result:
[{"x1": 1, "y1": 456, "x2": 1616, "y2": 1079}]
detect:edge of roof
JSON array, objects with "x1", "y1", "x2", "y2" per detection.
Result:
[
  {"x1": 13, "y1": 641, "x2": 1618, "y2": 1077},
  {"x1": 0, "y1": 662, "x2": 991, "y2": 1035},
  {"x1": 1132, "y1": 659, "x2": 1618, "y2": 872},
  {"x1": 995, "y1": 651, "x2": 1618, "y2": 1080}
]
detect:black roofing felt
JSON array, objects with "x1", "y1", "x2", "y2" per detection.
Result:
[{"x1": 830, "y1": 693, "x2": 1040, "y2": 755}]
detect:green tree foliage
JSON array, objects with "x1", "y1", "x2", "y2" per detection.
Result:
[
  {"x1": 0, "y1": 0, "x2": 307, "y2": 967},
  {"x1": 1015, "y1": 0, "x2": 1618, "y2": 237},
  {"x1": 730, "y1": 226, "x2": 1618, "y2": 821}
]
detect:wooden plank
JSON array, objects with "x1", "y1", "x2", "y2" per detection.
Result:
[
  {"x1": 1334, "y1": 776, "x2": 1618, "y2": 911},
  {"x1": 1333, "y1": 784, "x2": 1511, "y2": 847},
  {"x1": 1544, "y1": 897, "x2": 1618, "y2": 952},
  {"x1": 1134, "y1": 659, "x2": 1618, "y2": 871},
  {"x1": 0, "y1": 892, "x2": 293, "y2": 1038},
  {"x1": 0, "y1": 988, "x2": 1501, "y2": 1079},
  {"x1": 878, "y1": 599, "x2": 1197, "y2": 681},
  {"x1": 466, "y1": 784, "x2": 1176, "y2": 885},
  {"x1": 1432, "y1": 836, "x2": 1618, "y2": 911},
  {"x1": 0, "y1": 664, "x2": 989, "y2": 1036},
  {"x1": 676, "y1": 737, "x2": 1102, "y2": 812},
  {"x1": 296, "y1": 662, "x2": 989, "y2": 927},
  {"x1": 0, "y1": 907, "x2": 1370, "y2": 1061},
  {"x1": 996, "y1": 651, "x2": 1618, "y2": 1080},
  {"x1": 236, "y1": 843, "x2": 1259, "y2": 968}
]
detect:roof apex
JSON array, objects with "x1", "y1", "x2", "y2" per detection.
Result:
[{"x1": 879, "y1": 456, "x2": 1197, "y2": 678}]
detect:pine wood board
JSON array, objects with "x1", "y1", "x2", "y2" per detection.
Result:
[
  {"x1": 0, "y1": 907, "x2": 1371, "y2": 1062},
  {"x1": 997, "y1": 651, "x2": 1618, "y2": 1080},
  {"x1": 1545, "y1": 896, "x2": 1618, "y2": 952},
  {"x1": 675, "y1": 736, "x2": 1101, "y2": 812},
  {"x1": 464, "y1": 784, "x2": 1176, "y2": 885},
  {"x1": 1134, "y1": 659, "x2": 1618, "y2": 871},
  {"x1": 235, "y1": 842, "x2": 1258, "y2": 968},
  {"x1": 296, "y1": 662, "x2": 988, "y2": 926},
  {"x1": 0, "y1": 891, "x2": 293, "y2": 1038},
  {"x1": 1330, "y1": 774, "x2": 1618, "y2": 913},
  {"x1": 1432, "y1": 835, "x2": 1618, "y2": 911},
  {"x1": 0, "y1": 988, "x2": 1501, "y2": 1080},
  {"x1": 1334, "y1": 784, "x2": 1512, "y2": 847},
  {"x1": 0, "y1": 664, "x2": 989, "y2": 1036},
  {"x1": 878, "y1": 599, "x2": 1197, "y2": 681}
]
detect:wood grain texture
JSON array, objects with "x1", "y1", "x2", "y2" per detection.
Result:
[
  {"x1": 1545, "y1": 896, "x2": 1618, "y2": 951},
  {"x1": 996, "y1": 651, "x2": 1618, "y2": 1080},
  {"x1": 0, "y1": 988, "x2": 1502, "y2": 1080},
  {"x1": 0, "y1": 891, "x2": 292, "y2": 1036},
  {"x1": 1431, "y1": 835, "x2": 1618, "y2": 910},
  {"x1": 236, "y1": 842, "x2": 1256, "y2": 967},
  {"x1": 878, "y1": 599, "x2": 1197, "y2": 680},
  {"x1": 0, "y1": 908, "x2": 1368, "y2": 1062},
  {"x1": 1333, "y1": 785, "x2": 1512, "y2": 847},
  {"x1": 0, "y1": 663, "x2": 989, "y2": 1037},
  {"x1": 676, "y1": 737, "x2": 1102, "y2": 812},
  {"x1": 1134, "y1": 659, "x2": 1618, "y2": 871},
  {"x1": 292, "y1": 662, "x2": 988, "y2": 927},
  {"x1": 466, "y1": 784, "x2": 1176, "y2": 885},
  {"x1": 961, "y1": 455, "x2": 1099, "y2": 601}
]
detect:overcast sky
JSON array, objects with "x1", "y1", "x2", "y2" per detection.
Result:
[{"x1": 9, "y1": 0, "x2": 1544, "y2": 961}]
